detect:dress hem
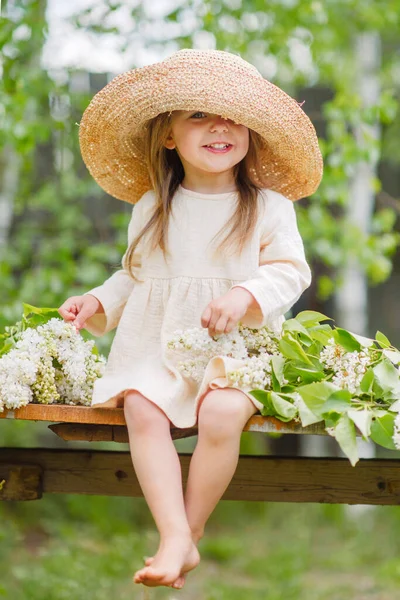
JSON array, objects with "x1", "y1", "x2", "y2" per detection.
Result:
[{"x1": 90, "y1": 354, "x2": 263, "y2": 429}]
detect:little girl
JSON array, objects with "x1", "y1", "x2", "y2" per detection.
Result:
[{"x1": 59, "y1": 48, "x2": 322, "y2": 590}]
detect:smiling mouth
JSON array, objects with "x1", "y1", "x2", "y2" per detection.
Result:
[
  {"x1": 203, "y1": 143, "x2": 232, "y2": 149},
  {"x1": 202, "y1": 143, "x2": 233, "y2": 153}
]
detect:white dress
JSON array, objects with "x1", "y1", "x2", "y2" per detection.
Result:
[{"x1": 84, "y1": 185, "x2": 312, "y2": 428}]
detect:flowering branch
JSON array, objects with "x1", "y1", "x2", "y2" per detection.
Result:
[
  {"x1": 0, "y1": 304, "x2": 106, "y2": 411},
  {"x1": 167, "y1": 311, "x2": 400, "y2": 466}
]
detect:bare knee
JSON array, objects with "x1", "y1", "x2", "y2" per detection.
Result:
[
  {"x1": 198, "y1": 389, "x2": 256, "y2": 442},
  {"x1": 124, "y1": 390, "x2": 170, "y2": 433}
]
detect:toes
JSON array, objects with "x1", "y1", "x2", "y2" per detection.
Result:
[
  {"x1": 133, "y1": 566, "x2": 172, "y2": 587},
  {"x1": 144, "y1": 557, "x2": 153, "y2": 567},
  {"x1": 133, "y1": 567, "x2": 148, "y2": 583},
  {"x1": 172, "y1": 575, "x2": 185, "y2": 589}
]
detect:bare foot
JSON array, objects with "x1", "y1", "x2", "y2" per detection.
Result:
[
  {"x1": 144, "y1": 534, "x2": 202, "y2": 589},
  {"x1": 144, "y1": 556, "x2": 186, "y2": 589},
  {"x1": 133, "y1": 534, "x2": 200, "y2": 588}
]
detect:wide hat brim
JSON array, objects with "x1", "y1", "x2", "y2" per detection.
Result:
[{"x1": 79, "y1": 49, "x2": 323, "y2": 204}]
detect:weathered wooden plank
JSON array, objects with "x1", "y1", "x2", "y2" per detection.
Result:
[
  {"x1": 0, "y1": 463, "x2": 43, "y2": 501},
  {"x1": 47, "y1": 423, "x2": 198, "y2": 443},
  {"x1": 0, "y1": 404, "x2": 332, "y2": 436},
  {"x1": 1, "y1": 448, "x2": 399, "y2": 505},
  {"x1": 47, "y1": 418, "x2": 343, "y2": 443},
  {"x1": 0, "y1": 404, "x2": 125, "y2": 426}
]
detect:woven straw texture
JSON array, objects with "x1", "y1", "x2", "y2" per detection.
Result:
[{"x1": 79, "y1": 48, "x2": 323, "y2": 204}]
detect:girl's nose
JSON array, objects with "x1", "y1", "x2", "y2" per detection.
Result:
[{"x1": 210, "y1": 115, "x2": 229, "y2": 132}]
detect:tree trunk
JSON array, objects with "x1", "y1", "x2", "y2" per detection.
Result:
[
  {"x1": 0, "y1": 144, "x2": 21, "y2": 260},
  {"x1": 299, "y1": 33, "x2": 381, "y2": 472}
]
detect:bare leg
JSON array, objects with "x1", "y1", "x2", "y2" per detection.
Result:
[
  {"x1": 145, "y1": 388, "x2": 258, "y2": 587},
  {"x1": 184, "y1": 388, "x2": 258, "y2": 539},
  {"x1": 124, "y1": 391, "x2": 200, "y2": 588}
]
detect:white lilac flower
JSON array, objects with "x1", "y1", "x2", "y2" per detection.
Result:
[
  {"x1": 319, "y1": 338, "x2": 371, "y2": 394},
  {"x1": 168, "y1": 327, "x2": 247, "y2": 383},
  {"x1": 238, "y1": 324, "x2": 281, "y2": 355},
  {"x1": 393, "y1": 413, "x2": 400, "y2": 450},
  {"x1": 31, "y1": 353, "x2": 60, "y2": 404},
  {"x1": 0, "y1": 318, "x2": 106, "y2": 410},
  {"x1": 0, "y1": 328, "x2": 46, "y2": 410},
  {"x1": 292, "y1": 392, "x2": 303, "y2": 410},
  {"x1": 38, "y1": 319, "x2": 106, "y2": 406},
  {"x1": 176, "y1": 358, "x2": 210, "y2": 383},
  {"x1": 226, "y1": 353, "x2": 273, "y2": 389},
  {"x1": 167, "y1": 324, "x2": 281, "y2": 386},
  {"x1": 167, "y1": 327, "x2": 248, "y2": 361}
]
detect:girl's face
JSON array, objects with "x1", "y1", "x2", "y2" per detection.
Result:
[{"x1": 164, "y1": 110, "x2": 249, "y2": 178}]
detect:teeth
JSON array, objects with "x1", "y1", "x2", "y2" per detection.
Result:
[{"x1": 206, "y1": 143, "x2": 230, "y2": 149}]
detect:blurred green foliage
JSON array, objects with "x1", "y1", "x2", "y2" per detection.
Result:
[
  {"x1": 2, "y1": 494, "x2": 400, "y2": 598},
  {"x1": 1, "y1": 0, "x2": 400, "y2": 341},
  {"x1": 1, "y1": 1, "x2": 399, "y2": 353},
  {"x1": 1, "y1": 5, "x2": 400, "y2": 596}
]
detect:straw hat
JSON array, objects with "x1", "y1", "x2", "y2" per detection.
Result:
[{"x1": 79, "y1": 48, "x2": 323, "y2": 204}]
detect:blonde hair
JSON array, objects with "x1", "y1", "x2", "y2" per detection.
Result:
[{"x1": 123, "y1": 112, "x2": 265, "y2": 281}]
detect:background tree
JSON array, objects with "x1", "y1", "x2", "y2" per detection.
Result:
[
  {"x1": 2, "y1": 0, "x2": 399, "y2": 344},
  {"x1": 2, "y1": 7, "x2": 400, "y2": 593}
]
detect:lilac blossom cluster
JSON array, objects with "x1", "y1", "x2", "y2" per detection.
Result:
[
  {"x1": 319, "y1": 338, "x2": 371, "y2": 394},
  {"x1": 393, "y1": 413, "x2": 400, "y2": 450},
  {"x1": 167, "y1": 325, "x2": 282, "y2": 388},
  {"x1": 0, "y1": 319, "x2": 106, "y2": 411}
]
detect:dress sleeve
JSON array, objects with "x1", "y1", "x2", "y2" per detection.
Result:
[
  {"x1": 83, "y1": 197, "x2": 146, "y2": 337},
  {"x1": 230, "y1": 191, "x2": 312, "y2": 329}
]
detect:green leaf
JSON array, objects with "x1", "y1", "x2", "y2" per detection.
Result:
[
  {"x1": 295, "y1": 311, "x2": 332, "y2": 326},
  {"x1": 271, "y1": 355, "x2": 286, "y2": 388},
  {"x1": 295, "y1": 394, "x2": 322, "y2": 427},
  {"x1": 22, "y1": 304, "x2": 60, "y2": 327},
  {"x1": 332, "y1": 328, "x2": 362, "y2": 352},
  {"x1": 308, "y1": 325, "x2": 335, "y2": 345},
  {"x1": 375, "y1": 330, "x2": 392, "y2": 348},
  {"x1": 389, "y1": 400, "x2": 400, "y2": 412},
  {"x1": 250, "y1": 390, "x2": 297, "y2": 422},
  {"x1": 297, "y1": 381, "x2": 339, "y2": 417},
  {"x1": 373, "y1": 409, "x2": 390, "y2": 418},
  {"x1": 23, "y1": 303, "x2": 59, "y2": 317},
  {"x1": 324, "y1": 413, "x2": 341, "y2": 429},
  {"x1": 282, "y1": 318, "x2": 313, "y2": 342},
  {"x1": 269, "y1": 392, "x2": 298, "y2": 421},
  {"x1": 326, "y1": 413, "x2": 359, "y2": 466},
  {"x1": 360, "y1": 368, "x2": 375, "y2": 394},
  {"x1": 53, "y1": 357, "x2": 63, "y2": 369},
  {"x1": 280, "y1": 386, "x2": 296, "y2": 395},
  {"x1": 305, "y1": 340, "x2": 325, "y2": 357},
  {"x1": 284, "y1": 361, "x2": 325, "y2": 384},
  {"x1": 270, "y1": 368, "x2": 280, "y2": 392},
  {"x1": 348, "y1": 409, "x2": 373, "y2": 439},
  {"x1": 0, "y1": 338, "x2": 15, "y2": 357},
  {"x1": 370, "y1": 413, "x2": 397, "y2": 450},
  {"x1": 320, "y1": 390, "x2": 352, "y2": 416},
  {"x1": 373, "y1": 360, "x2": 400, "y2": 394},
  {"x1": 346, "y1": 330, "x2": 375, "y2": 348},
  {"x1": 383, "y1": 349, "x2": 400, "y2": 365},
  {"x1": 250, "y1": 389, "x2": 272, "y2": 410},
  {"x1": 278, "y1": 336, "x2": 312, "y2": 365}
]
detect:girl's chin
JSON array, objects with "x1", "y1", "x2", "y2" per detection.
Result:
[
  {"x1": 196, "y1": 158, "x2": 239, "y2": 172},
  {"x1": 183, "y1": 156, "x2": 241, "y2": 174},
  {"x1": 199, "y1": 167, "x2": 237, "y2": 175}
]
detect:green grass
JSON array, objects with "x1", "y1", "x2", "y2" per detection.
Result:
[
  {"x1": 2, "y1": 420, "x2": 400, "y2": 599},
  {"x1": 1, "y1": 495, "x2": 400, "y2": 600}
]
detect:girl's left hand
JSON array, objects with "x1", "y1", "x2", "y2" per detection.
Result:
[{"x1": 201, "y1": 288, "x2": 258, "y2": 337}]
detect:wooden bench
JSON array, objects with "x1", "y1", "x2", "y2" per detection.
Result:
[{"x1": 1, "y1": 404, "x2": 399, "y2": 505}]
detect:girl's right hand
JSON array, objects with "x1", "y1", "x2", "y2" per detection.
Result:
[{"x1": 58, "y1": 294, "x2": 103, "y2": 332}]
